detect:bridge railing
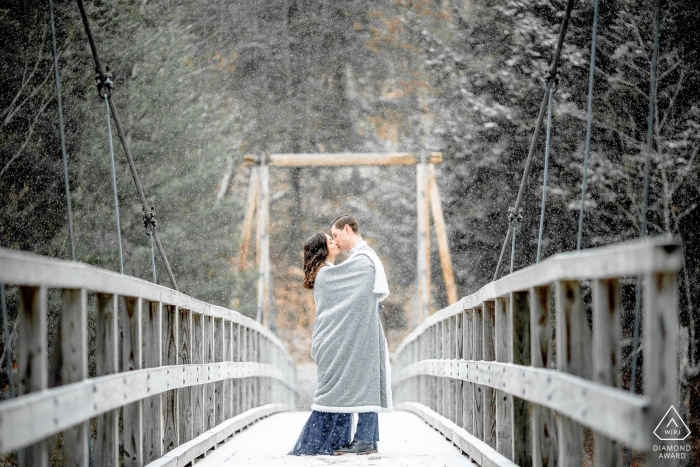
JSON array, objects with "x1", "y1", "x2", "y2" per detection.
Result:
[
  {"x1": 0, "y1": 247, "x2": 297, "y2": 467},
  {"x1": 392, "y1": 238, "x2": 682, "y2": 467}
]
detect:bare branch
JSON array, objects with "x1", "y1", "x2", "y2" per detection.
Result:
[
  {"x1": 1, "y1": 26, "x2": 48, "y2": 121},
  {"x1": 0, "y1": 95, "x2": 52, "y2": 179}
]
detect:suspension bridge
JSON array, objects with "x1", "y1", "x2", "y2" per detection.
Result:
[{"x1": 0, "y1": 0, "x2": 686, "y2": 466}]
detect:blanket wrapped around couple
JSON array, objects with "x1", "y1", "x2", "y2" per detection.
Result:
[{"x1": 310, "y1": 248, "x2": 392, "y2": 413}]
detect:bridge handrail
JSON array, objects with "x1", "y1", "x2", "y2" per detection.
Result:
[
  {"x1": 0, "y1": 247, "x2": 298, "y2": 466},
  {"x1": 392, "y1": 238, "x2": 682, "y2": 467}
]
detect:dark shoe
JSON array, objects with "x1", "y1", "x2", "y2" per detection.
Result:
[{"x1": 334, "y1": 441, "x2": 377, "y2": 455}]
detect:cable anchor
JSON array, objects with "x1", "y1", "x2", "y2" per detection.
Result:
[
  {"x1": 143, "y1": 206, "x2": 156, "y2": 235},
  {"x1": 508, "y1": 206, "x2": 523, "y2": 233},
  {"x1": 544, "y1": 71, "x2": 561, "y2": 94},
  {"x1": 95, "y1": 66, "x2": 114, "y2": 98}
]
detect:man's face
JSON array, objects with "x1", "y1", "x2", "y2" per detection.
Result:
[{"x1": 331, "y1": 224, "x2": 353, "y2": 252}]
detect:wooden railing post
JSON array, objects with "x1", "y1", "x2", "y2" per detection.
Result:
[
  {"x1": 464, "y1": 309, "x2": 474, "y2": 433},
  {"x1": 60, "y1": 288, "x2": 89, "y2": 467},
  {"x1": 193, "y1": 313, "x2": 205, "y2": 437},
  {"x1": 96, "y1": 293, "x2": 119, "y2": 467},
  {"x1": 483, "y1": 300, "x2": 497, "y2": 448},
  {"x1": 644, "y1": 271, "x2": 679, "y2": 467},
  {"x1": 554, "y1": 281, "x2": 591, "y2": 467},
  {"x1": 205, "y1": 315, "x2": 215, "y2": 430},
  {"x1": 215, "y1": 318, "x2": 225, "y2": 426},
  {"x1": 223, "y1": 319, "x2": 232, "y2": 420},
  {"x1": 473, "y1": 305, "x2": 484, "y2": 440},
  {"x1": 178, "y1": 308, "x2": 193, "y2": 443},
  {"x1": 530, "y1": 286, "x2": 557, "y2": 467},
  {"x1": 510, "y1": 291, "x2": 532, "y2": 467},
  {"x1": 162, "y1": 305, "x2": 179, "y2": 453},
  {"x1": 232, "y1": 323, "x2": 241, "y2": 416},
  {"x1": 455, "y1": 313, "x2": 464, "y2": 428},
  {"x1": 143, "y1": 301, "x2": 163, "y2": 462},
  {"x1": 441, "y1": 320, "x2": 448, "y2": 418},
  {"x1": 121, "y1": 296, "x2": 143, "y2": 467},
  {"x1": 17, "y1": 286, "x2": 48, "y2": 467},
  {"x1": 591, "y1": 279, "x2": 621, "y2": 467},
  {"x1": 495, "y1": 296, "x2": 512, "y2": 459}
]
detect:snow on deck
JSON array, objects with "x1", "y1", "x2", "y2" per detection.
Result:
[{"x1": 194, "y1": 411, "x2": 476, "y2": 466}]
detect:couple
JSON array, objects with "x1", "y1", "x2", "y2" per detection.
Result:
[{"x1": 289, "y1": 214, "x2": 392, "y2": 456}]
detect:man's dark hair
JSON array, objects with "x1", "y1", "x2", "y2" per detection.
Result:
[{"x1": 330, "y1": 214, "x2": 360, "y2": 234}]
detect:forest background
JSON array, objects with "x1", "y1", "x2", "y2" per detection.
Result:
[{"x1": 1, "y1": 0, "x2": 699, "y2": 460}]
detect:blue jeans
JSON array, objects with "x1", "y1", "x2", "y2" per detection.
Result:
[{"x1": 354, "y1": 412, "x2": 379, "y2": 443}]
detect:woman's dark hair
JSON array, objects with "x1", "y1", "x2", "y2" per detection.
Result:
[{"x1": 303, "y1": 232, "x2": 329, "y2": 290}]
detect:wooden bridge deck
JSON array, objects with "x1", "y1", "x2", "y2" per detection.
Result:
[{"x1": 194, "y1": 411, "x2": 475, "y2": 466}]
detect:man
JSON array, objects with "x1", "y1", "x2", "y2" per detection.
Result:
[{"x1": 328, "y1": 214, "x2": 392, "y2": 455}]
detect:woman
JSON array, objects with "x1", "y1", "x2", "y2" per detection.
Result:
[
  {"x1": 289, "y1": 232, "x2": 351, "y2": 455},
  {"x1": 290, "y1": 231, "x2": 391, "y2": 456}
]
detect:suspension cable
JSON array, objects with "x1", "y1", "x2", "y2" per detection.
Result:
[
  {"x1": 104, "y1": 94, "x2": 124, "y2": 274},
  {"x1": 576, "y1": 0, "x2": 600, "y2": 251},
  {"x1": 48, "y1": 0, "x2": 76, "y2": 261},
  {"x1": 1, "y1": 285, "x2": 14, "y2": 399},
  {"x1": 493, "y1": 0, "x2": 575, "y2": 280},
  {"x1": 536, "y1": 74, "x2": 559, "y2": 263},
  {"x1": 76, "y1": 0, "x2": 178, "y2": 290}
]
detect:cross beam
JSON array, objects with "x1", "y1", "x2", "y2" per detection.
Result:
[
  {"x1": 244, "y1": 152, "x2": 442, "y2": 167},
  {"x1": 238, "y1": 151, "x2": 457, "y2": 327}
]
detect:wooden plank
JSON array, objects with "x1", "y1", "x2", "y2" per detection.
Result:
[
  {"x1": 510, "y1": 291, "x2": 532, "y2": 467},
  {"x1": 448, "y1": 315, "x2": 457, "y2": 423},
  {"x1": 530, "y1": 287, "x2": 557, "y2": 467},
  {"x1": 441, "y1": 320, "x2": 449, "y2": 418},
  {"x1": 121, "y1": 296, "x2": 143, "y2": 467},
  {"x1": 0, "y1": 248, "x2": 291, "y2": 353},
  {"x1": 59, "y1": 289, "x2": 89, "y2": 467},
  {"x1": 472, "y1": 305, "x2": 484, "y2": 440},
  {"x1": 397, "y1": 402, "x2": 518, "y2": 467},
  {"x1": 483, "y1": 300, "x2": 497, "y2": 449},
  {"x1": 644, "y1": 272, "x2": 680, "y2": 467},
  {"x1": 238, "y1": 166, "x2": 259, "y2": 271},
  {"x1": 215, "y1": 318, "x2": 225, "y2": 425},
  {"x1": 393, "y1": 238, "x2": 683, "y2": 358},
  {"x1": 416, "y1": 160, "x2": 430, "y2": 321},
  {"x1": 592, "y1": 279, "x2": 621, "y2": 467},
  {"x1": 143, "y1": 301, "x2": 163, "y2": 463},
  {"x1": 192, "y1": 313, "x2": 205, "y2": 437},
  {"x1": 396, "y1": 358, "x2": 650, "y2": 449},
  {"x1": 426, "y1": 164, "x2": 458, "y2": 305},
  {"x1": 494, "y1": 296, "x2": 513, "y2": 459},
  {"x1": 17, "y1": 286, "x2": 48, "y2": 467},
  {"x1": 0, "y1": 360, "x2": 297, "y2": 453},
  {"x1": 162, "y1": 305, "x2": 179, "y2": 453},
  {"x1": 96, "y1": 293, "x2": 119, "y2": 467},
  {"x1": 554, "y1": 281, "x2": 590, "y2": 467},
  {"x1": 178, "y1": 308, "x2": 193, "y2": 444},
  {"x1": 243, "y1": 152, "x2": 443, "y2": 167},
  {"x1": 204, "y1": 316, "x2": 216, "y2": 433}
]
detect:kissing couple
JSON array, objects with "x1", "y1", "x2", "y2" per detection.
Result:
[{"x1": 289, "y1": 214, "x2": 393, "y2": 456}]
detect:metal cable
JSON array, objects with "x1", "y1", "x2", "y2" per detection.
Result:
[
  {"x1": 630, "y1": 0, "x2": 661, "y2": 415},
  {"x1": 536, "y1": 81, "x2": 557, "y2": 263},
  {"x1": 493, "y1": 0, "x2": 575, "y2": 280},
  {"x1": 76, "y1": 0, "x2": 178, "y2": 290},
  {"x1": 1, "y1": 285, "x2": 15, "y2": 399},
  {"x1": 576, "y1": 0, "x2": 600, "y2": 251},
  {"x1": 150, "y1": 228, "x2": 157, "y2": 283},
  {"x1": 104, "y1": 95, "x2": 124, "y2": 274},
  {"x1": 48, "y1": 0, "x2": 76, "y2": 261}
]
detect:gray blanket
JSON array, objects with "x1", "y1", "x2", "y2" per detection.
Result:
[{"x1": 310, "y1": 251, "x2": 392, "y2": 413}]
